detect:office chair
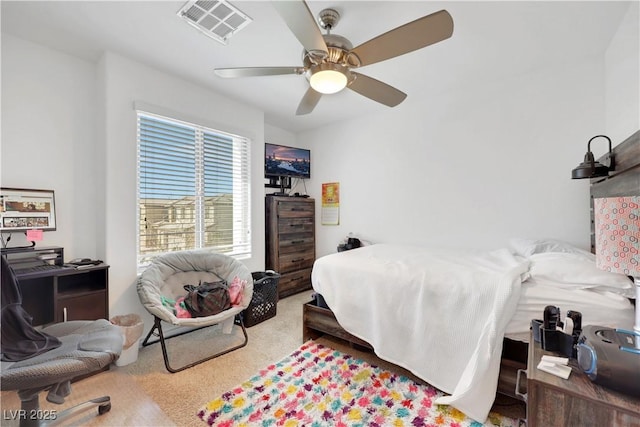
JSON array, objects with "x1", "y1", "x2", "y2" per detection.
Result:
[{"x1": 1, "y1": 256, "x2": 122, "y2": 426}]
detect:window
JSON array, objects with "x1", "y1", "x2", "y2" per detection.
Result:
[{"x1": 136, "y1": 111, "x2": 251, "y2": 265}]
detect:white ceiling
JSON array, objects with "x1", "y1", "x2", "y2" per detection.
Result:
[{"x1": 1, "y1": 1, "x2": 632, "y2": 133}]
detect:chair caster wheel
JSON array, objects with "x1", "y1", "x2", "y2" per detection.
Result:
[{"x1": 98, "y1": 403, "x2": 111, "y2": 415}]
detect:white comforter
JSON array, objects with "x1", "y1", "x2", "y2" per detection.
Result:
[{"x1": 311, "y1": 244, "x2": 530, "y2": 423}]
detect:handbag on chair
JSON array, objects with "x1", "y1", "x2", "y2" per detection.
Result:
[{"x1": 183, "y1": 280, "x2": 231, "y2": 317}]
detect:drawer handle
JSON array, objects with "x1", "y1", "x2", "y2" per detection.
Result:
[
  {"x1": 292, "y1": 276, "x2": 304, "y2": 281},
  {"x1": 291, "y1": 240, "x2": 305, "y2": 244},
  {"x1": 290, "y1": 208, "x2": 306, "y2": 211},
  {"x1": 289, "y1": 223, "x2": 304, "y2": 227},
  {"x1": 291, "y1": 258, "x2": 304, "y2": 263}
]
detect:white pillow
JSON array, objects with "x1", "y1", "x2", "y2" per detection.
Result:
[
  {"x1": 528, "y1": 252, "x2": 634, "y2": 297},
  {"x1": 509, "y1": 238, "x2": 593, "y2": 260}
]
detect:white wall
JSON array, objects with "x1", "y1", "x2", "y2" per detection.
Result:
[
  {"x1": 302, "y1": 56, "x2": 613, "y2": 257},
  {"x1": 265, "y1": 123, "x2": 296, "y2": 147},
  {"x1": 302, "y1": 3, "x2": 638, "y2": 258},
  {"x1": 98, "y1": 52, "x2": 266, "y2": 324},
  {"x1": 605, "y1": 2, "x2": 640, "y2": 142},
  {"x1": 1, "y1": 35, "x2": 99, "y2": 257},
  {"x1": 2, "y1": 36, "x2": 269, "y2": 332}
]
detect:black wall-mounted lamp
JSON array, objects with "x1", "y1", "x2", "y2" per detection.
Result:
[{"x1": 570, "y1": 135, "x2": 615, "y2": 179}]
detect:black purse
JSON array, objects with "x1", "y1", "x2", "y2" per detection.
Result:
[{"x1": 183, "y1": 275, "x2": 231, "y2": 317}]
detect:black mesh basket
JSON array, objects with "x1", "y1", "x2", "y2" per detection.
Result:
[{"x1": 243, "y1": 271, "x2": 280, "y2": 327}]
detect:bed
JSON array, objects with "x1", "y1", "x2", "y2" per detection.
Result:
[{"x1": 303, "y1": 130, "x2": 639, "y2": 423}]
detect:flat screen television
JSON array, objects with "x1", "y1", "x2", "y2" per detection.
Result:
[
  {"x1": 0, "y1": 188, "x2": 57, "y2": 232},
  {"x1": 265, "y1": 143, "x2": 311, "y2": 179}
]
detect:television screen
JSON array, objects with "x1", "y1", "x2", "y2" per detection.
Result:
[
  {"x1": 0, "y1": 188, "x2": 57, "y2": 232},
  {"x1": 265, "y1": 143, "x2": 311, "y2": 179}
]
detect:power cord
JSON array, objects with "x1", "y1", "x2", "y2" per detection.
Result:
[
  {"x1": 0, "y1": 233, "x2": 10, "y2": 248},
  {"x1": 1, "y1": 233, "x2": 36, "y2": 250}
]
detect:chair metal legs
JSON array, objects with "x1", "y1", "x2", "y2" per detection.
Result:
[{"x1": 141, "y1": 314, "x2": 248, "y2": 373}]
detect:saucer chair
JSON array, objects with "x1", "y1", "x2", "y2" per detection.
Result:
[{"x1": 137, "y1": 250, "x2": 253, "y2": 373}]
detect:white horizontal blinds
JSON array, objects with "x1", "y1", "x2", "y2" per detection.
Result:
[
  {"x1": 233, "y1": 136, "x2": 251, "y2": 257},
  {"x1": 138, "y1": 114, "x2": 196, "y2": 263},
  {"x1": 202, "y1": 130, "x2": 251, "y2": 256},
  {"x1": 136, "y1": 111, "x2": 251, "y2": 265}
]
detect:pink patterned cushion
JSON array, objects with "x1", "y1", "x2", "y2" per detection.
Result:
[{"x1": 594, "y1": 196, "x2": 640, "y2": 276}]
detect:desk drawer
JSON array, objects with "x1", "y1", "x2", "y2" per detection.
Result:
[{"x1": 57, "y1": 290, "x2": 107, "y2": 322}]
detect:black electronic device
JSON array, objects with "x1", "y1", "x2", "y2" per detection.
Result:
[
  {"x1": 265, "y1": 143, "x2": 310, "y2": 195},
  {"x1": 347, "y1": 238, "x2": 361, "y2": 249},
  {"x1": 566, "y1": 310, "x2": 582, "y2": 334},
  {"x1": 68, "y1": 258, "x2": 103, "y2": 266},
  {"x1": 543, "y1": 305, "x2": 561, "y2": 330},
  {"x1": 338, "y1": 237, "x2": 362, "y2": 252},
  {"x1": 576, "y1": 325, "x2": 640, "y2": 395},
  {"x1": 265, "y1": 143, "x2": 310, "y2": 180}
]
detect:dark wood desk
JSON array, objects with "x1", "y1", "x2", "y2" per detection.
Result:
[
  {"x1": 17, "y1": 264, "x2": 110, "y2": 325},
  {"x1": 2, "y1": 246, "x2": 109, "y2": 325}
]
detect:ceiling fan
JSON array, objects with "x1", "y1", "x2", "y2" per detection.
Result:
[{"x1": 214, "y1": 1, "x2": 454, "y2": 115}]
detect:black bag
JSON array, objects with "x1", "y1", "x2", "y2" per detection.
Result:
[{"x1": 183, "y1": 279, "x2": 231, "y2": 317}]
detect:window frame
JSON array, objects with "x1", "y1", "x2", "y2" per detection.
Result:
[{"x1": 136, "y1": 110, "x2": 251, "y2": 267}]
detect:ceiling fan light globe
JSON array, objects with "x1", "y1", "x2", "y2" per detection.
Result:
[{"x1": 310, "y1": 69, "x2": 347, "y2": 94}]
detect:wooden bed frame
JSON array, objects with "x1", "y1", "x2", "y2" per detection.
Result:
[
  {"x1": 302, "y1": 285, "x2": 528, "y2": 400},
  {"x1": 302, "y1": 129, "x2": 640, "y2": 403}
]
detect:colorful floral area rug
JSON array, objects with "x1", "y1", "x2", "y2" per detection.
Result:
[{"x1": 197, "y1": 341, "x2": 519, "y2": 427}]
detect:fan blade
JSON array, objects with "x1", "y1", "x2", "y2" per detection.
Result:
[
  {"x1": 215, "y1": 67, "x2": 304, "y2": 78},
  {"x1": 272, "y1": 1, "x2": 328, "y2": 58},
  {"x1": 296, "y1": 87, "x2": 322, "y2": 115},
  {"x1": 348, "y1": 72, "x2": 407, "y2": 107},
  {"x1": 350, "y1": 10, "x2": 453, "y2": 67}
]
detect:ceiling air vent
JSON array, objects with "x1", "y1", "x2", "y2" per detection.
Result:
[{"x1": 178, "y1": 0, "x2": 252, "y2": 45}]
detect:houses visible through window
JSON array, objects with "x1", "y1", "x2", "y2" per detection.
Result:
[{"x1": 136, "y1": 111, "x2": 251, "y2": 265}]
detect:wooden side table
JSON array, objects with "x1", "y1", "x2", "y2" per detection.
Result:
[{"x1": 526, "y1": 335, "x2": 640, "y2": 426}]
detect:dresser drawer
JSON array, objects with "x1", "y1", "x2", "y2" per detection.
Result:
[
  {"x1": 278, "y1": 217, "x2": 314, "y2": 234},
  {"x1": 278, "y1": 250, "x2": 315, "y2": 273},
  {"x1": 279, "y1": 268, "x2": 312, "y2": 297},
  {"x1": 277, "y1": 201, "x2": 314, "y2": 218},
  {"x1": 279, "y1": 238, "x2": 315, "y2": 255}
]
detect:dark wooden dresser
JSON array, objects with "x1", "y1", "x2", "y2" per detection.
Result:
[
  {"x1": 527, "y1": 334, "x2": 640, "y2": 426},
  {"x1": 265, "y1": 196, "x2": 315, "y2": 298}
]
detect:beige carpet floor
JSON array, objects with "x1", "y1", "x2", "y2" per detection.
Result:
[
  {"x1": 124, "y1": 291, "x2": 315, "y2": 426},
  {"x1": 0, "y1": 291, "x2": 525, "y2": 426}
]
